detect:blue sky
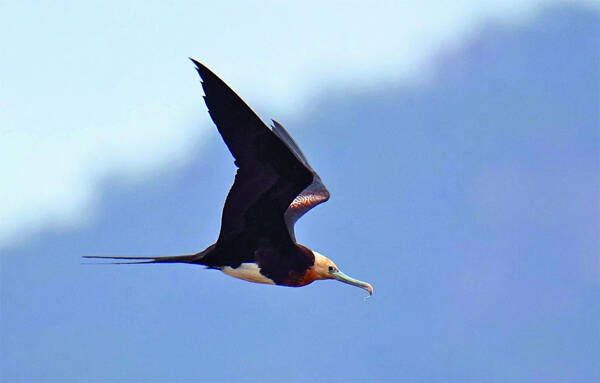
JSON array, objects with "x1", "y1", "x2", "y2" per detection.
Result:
[
  {"x1": 2, "y1": 0, "x2": 596, "y2": 249},
  {"x1": 2, "y1": 2, "x2": 599, "y2": 382}
]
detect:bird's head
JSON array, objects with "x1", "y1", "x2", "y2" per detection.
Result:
[{"x1": 308, "y1": 251, "x2": 373, "y2": 295}]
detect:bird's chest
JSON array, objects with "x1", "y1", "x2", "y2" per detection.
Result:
[{"x1": 221, "y1": 263, "x2": 275, "y2": 285}]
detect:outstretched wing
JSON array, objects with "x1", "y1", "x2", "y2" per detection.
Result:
[
  {"x1": 191, "y1": 59, "x2": 313, "y2": 245},
  {"x1": 271, "y1": 120, "x2": 330, "y2": 241}
]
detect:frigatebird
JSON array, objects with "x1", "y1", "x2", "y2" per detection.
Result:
[{"x1": 85, "y1": 59, "x2": 373, "y2": 296}]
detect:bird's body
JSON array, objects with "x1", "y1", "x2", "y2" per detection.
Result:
[{"x1": 85, "y1": 60, "x2": 373, "y2": 295}]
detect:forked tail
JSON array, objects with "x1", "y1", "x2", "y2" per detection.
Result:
[
  {"x1": 83, "y1": 244, "x2": 215, "y2": 265},
  {"x1": 82, "y1": 254, "x2": 200, "y2": 265}
]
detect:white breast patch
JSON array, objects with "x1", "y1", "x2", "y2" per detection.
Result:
[{"x1": 221, "y1": 263, "x2": 275, "y2": 285}]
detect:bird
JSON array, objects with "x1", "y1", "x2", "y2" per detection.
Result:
[{"x1": 84, "y1": 59, "x2": 373, "y2": 296}]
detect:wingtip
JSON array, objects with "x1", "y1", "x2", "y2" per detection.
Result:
[
  {"x1": 271, "y1": 119, "x2": 284, "y2": 131},
  {"x1": 189, "y1": 57, "x2": 204, "y2": 74},
  {"x1": 189, "y1": 58, "x2": 211, "y2": 84}
]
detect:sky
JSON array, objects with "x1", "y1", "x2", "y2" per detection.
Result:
[
  {"x1": 1, "y1": 0, "x2": 597, "y2": 250},
  {"x1": 1, "y1": 1, "x2": 599, "y2": 382}
]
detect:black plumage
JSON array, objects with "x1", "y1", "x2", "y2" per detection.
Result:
[
  {"x1": 86, "y1": 59, "x2": 332, "y2": 287},
  {"x1": 191, "y1": 60, "x2": 329, "y2": 285}
]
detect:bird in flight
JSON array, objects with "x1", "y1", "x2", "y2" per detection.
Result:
[{"x1": 85, "y1": 59, "x2": 373, "y2": 296}]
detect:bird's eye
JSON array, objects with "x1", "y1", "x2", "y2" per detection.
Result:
[{"x1": 328, "y1": 266, "x2": 335, "y2": 272}]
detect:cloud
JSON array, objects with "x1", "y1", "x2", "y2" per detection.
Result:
[{"x1": 2, "y1": 0, "x2": 597, "y2": 250}]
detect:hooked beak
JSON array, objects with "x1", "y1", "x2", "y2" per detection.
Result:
[{"x1": 331, "y1": 270, "x2": 373, "y2": 295}]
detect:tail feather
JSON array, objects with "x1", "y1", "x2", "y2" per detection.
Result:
[{"x1": 83, "y1": 254, "x2": 199, "y2": 265}]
